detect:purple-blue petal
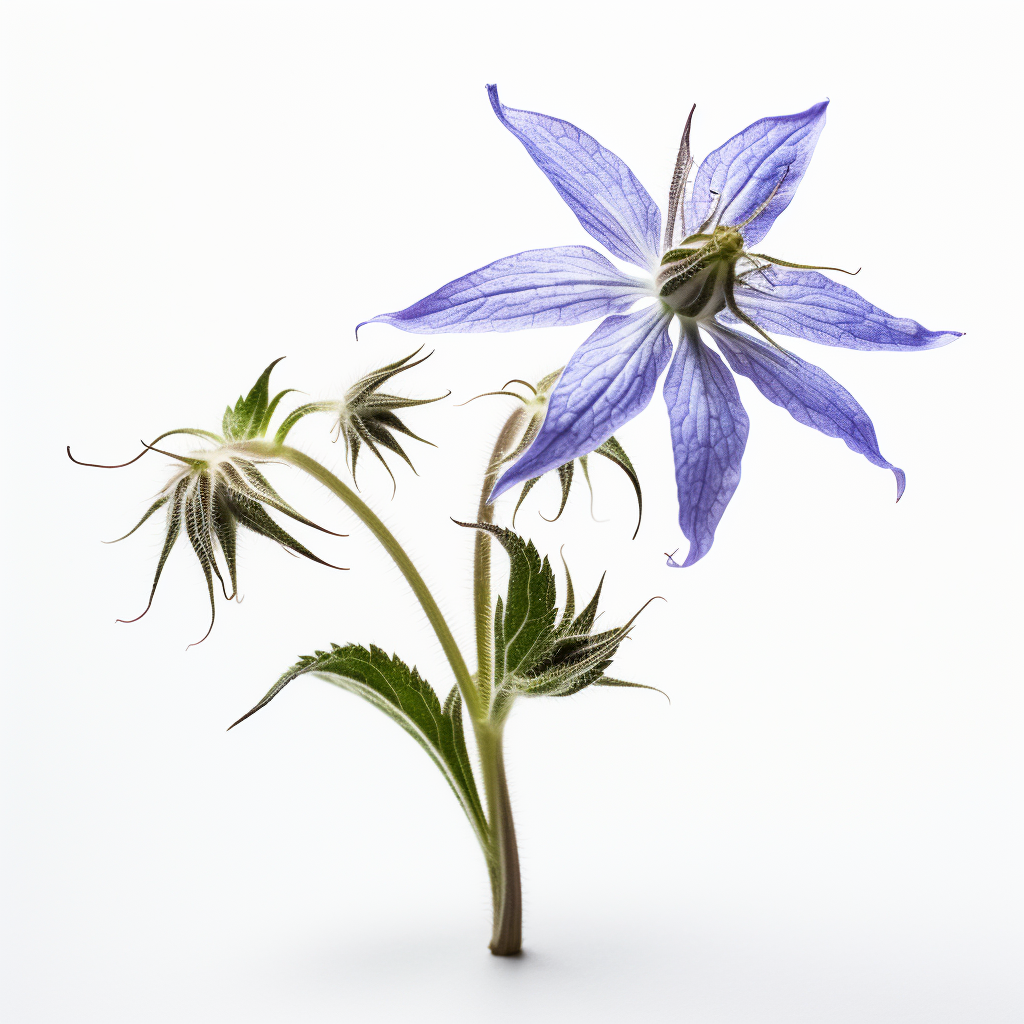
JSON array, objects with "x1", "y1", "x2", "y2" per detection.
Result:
[
  {"x1": 487, "y1": 85, "x2": 662, "y2": 271},
  {"x1": 726, "y1": 267, "x2": 963, "y2": 351},
  {"x1": 356, "y1": 246, "x2": 649, "y2": 337},
  {"x1": 663, "y1": 322, "x2": 749, "y2": 567},
  {"x1": 705, "y1": 320, "x2": 905, "y2": 498},
  {"x1": 490, "y1": 304, "x2": 673, "y2": 500},
  {"x1": 685, "y1": 102, "x2": 828, "y2": 248}
]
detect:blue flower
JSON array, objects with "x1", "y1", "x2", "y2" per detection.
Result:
[{"x1": 360, "y1": 87, "x2": 961, "y2": 566}]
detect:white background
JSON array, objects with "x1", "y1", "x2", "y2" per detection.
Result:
[{"x1": 2, "y1": 2, "x2": 1020, "y2": 1022}]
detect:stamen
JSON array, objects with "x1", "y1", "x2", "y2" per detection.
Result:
[
  {"x1": 696, "y1": 190, "x2": 722, "y2": 235},
  {"x1": 735, "y1": 168, "x2": 789, "y2": 230},
  {"x1": 748, "y1": 253, "x2": 861, "y2": 275},
  {"x1": 503, "y1": 379, "x2": 537, "y2": 395},
  {"x1": 663, "y1": 104, "x2": 696, "y2": 253}
]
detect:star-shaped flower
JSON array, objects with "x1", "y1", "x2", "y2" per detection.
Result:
[{"x1": 359, "y1": 87, "x2": 961, "y2": 565}]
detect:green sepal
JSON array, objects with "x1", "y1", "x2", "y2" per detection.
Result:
[
  {"x1": 593, "y1": 436, "x2": 643, "y2": 539},
  {"x1": 105, "y1": 494, "x2": 170, "y2": 544},
  {"x1": 593, "y1": 677, "x2": 670, "y2": 701},
  {"x1": 274, "y1": 401, "x2": 336, "y2": 446},
  {"x1": 228, "y1": 644, "x2": 487, "y2": 841},
  {"x1": 512, "y1": 433, "x2": 643, "y2": 539}
]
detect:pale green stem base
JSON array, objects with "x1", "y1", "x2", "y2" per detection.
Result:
[{"x1": 477, "y1": 724, "x2": 522, "y2": 955}]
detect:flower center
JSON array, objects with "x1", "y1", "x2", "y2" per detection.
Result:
[{"x1": 656, "y1": 226, "x2": 745, "y2": 318}]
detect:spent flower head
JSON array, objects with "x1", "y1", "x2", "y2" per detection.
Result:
[
  {"x1": 274, "y1": 348, "x2": 447, "y2": 492},
  {"x1": 69, "y1": 359, "x2": 345, "y2": 645}
]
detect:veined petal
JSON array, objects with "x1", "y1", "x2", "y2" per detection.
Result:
[
  {"x1": 663, "y1": 322, "x2": 749, "y2": 567},
  {"x1": 491, "y1": 304, "x2": 673, "y2": 499},
  {"x1": 727, "y1": 267, "x2": 963, "y2": 351},
  {"x1": 488, "y1": 85, "x2": 661, "y2": 270},
  {"x1": 686, "y1": 102, "x2": 828, "y2": 248},
  {"x1": 357, "y1": 246, "x2": 649, "y2": 336},
  {"x1": 705, "y1": 320, "x2": 905, "y2": 497}
]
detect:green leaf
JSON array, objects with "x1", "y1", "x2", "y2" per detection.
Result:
[
  {"x1": 462, "y1": 522, "x2": 559, "y2": 687},
  {"x1": 229, "y1": 644, "x2": 487, "y2": 841},
  {"x1": 457, "y1": 522, "x2": 660, "y2": 710},
  {"x1": 222, "y1": 358, "x2": 286, "y2": 441}
]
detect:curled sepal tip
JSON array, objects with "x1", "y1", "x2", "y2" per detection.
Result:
[
  {"x1": 475, "y1": 369, "x2": 643, "y2": 538},
  {"x1": 512, "y1": 434, "x2": 643, "y2": 539}
]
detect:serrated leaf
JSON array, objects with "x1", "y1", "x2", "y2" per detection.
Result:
[
  {"x1": 463, "y1": 522, "x2": 559, "y2": 687},
  {"x1": 229, "y1": 644, "x2": 486, "y2": 841},
  {"x1": 456, "y1": 522, "x2": 659, "y2": 712}
]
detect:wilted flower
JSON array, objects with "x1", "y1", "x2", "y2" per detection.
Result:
[
  {"x1": 69, "y1": 360, "x2": 345, "y2": 644},
  {"x1": 359, "y1": 87, "x2": 961, "y2": 565},
  {"x1": 274, "y1": 348, "x2": 447, "y2": 492}
]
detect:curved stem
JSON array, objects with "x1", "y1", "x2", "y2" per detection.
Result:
[
  {"x1": 474, "y1": 407, "x2": 528, "y2": 710},
  {"x1": 271, "y1": 444, "x2": 481, "y2": 720}
]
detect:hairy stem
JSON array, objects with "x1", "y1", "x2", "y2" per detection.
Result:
[
  {"x1": 476, "y1": 723, "x2": 522, "y2": 956},
  {"x1": 472, "y1": 409, "x2": 528, "y2": 955},
  {"x1": 271, "y1": 444, "x2": 481, "y2": 720},
  {"x1": 474, "y1": 407, "x2": 527, "y2": 709}
]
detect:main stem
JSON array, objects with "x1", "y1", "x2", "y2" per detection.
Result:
[
  {"x1": 472, "y1": 408, "x2": 527, "y2": 956},
  {"x1": 477, "y1": 723, "x2": 522, "y2": 955},
  {"x1": 473, "y1": 407, "x2": 527, "y2": 708}
]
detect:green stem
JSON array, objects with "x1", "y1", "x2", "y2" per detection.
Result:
[
  {"x1": 471, "y1": 409, "x2": 528, "y2": 956},
  {"x1": 271, "y1": 444, "x2": 481, "y2": 720},
  {"x1": 473, "y1": 407, "x2": 527, "y2": 710},
  {"x1": 476, "y1": 723, "x2": 522, "y2": 956}
]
